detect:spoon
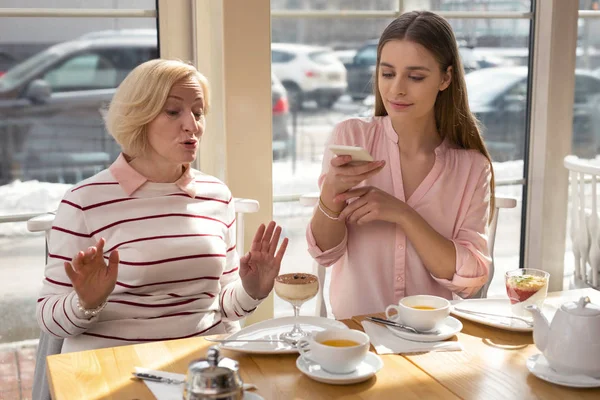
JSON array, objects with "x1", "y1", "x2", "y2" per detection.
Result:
[{"x1": 365, "y1": 316, "x2": 441, "y2": 335}]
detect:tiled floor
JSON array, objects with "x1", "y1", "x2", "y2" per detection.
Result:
[{"x1": 0, "y1": 342, "x2": 37, "y2": 400}]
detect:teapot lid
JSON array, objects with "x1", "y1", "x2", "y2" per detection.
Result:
[
  {"x1": 561, "y1": 296, "x2": 600, "y2": 317},
  {"x1": 185, "y1": 346, "x2": 243, "y2": 397}
]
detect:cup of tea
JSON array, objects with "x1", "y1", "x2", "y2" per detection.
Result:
[
  {"x1": 295, "y1": 329, "x2": 369, "y2": 374},
  {"x1": 385, "y1": 295, "x2": 450, "y2": 331}
]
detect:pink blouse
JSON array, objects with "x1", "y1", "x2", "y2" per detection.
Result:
[{"x1": 306, "y1": 116, "x2": 492, "y2": 319}]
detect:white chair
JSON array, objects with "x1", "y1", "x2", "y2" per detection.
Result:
[
  {"x1": 564, "y1": 155, "x2": 600, "y2": 289},
  {"x1": 300, "y1": 192, "x2": 517, "y2": 317},
  {"x1": 28, "y1": 197, "x2": 259, "y2": 400}
]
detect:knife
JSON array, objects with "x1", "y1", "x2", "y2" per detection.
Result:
[
  {"x1": 365, "y1": 316, "x2": 440, "y2": 335},
  {"x1": 131, "y1": 372, "x2": 184, "y2": 385},
  {"x1": 131, "y1": 372, "x2": 257, "y2": 391}
]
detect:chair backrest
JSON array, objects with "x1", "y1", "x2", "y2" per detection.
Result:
[
  {"x1": 564, "y1": 155, "x2": 600, "y2": 288},
  {"x1": 300, "y1": 192, "x2": 517, "y2": 317},
  {"x1": 28, "y1": 197, "x2": 259, "y2": 400}
]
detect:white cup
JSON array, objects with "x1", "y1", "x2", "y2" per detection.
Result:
[
  {"x1": 296, "y1": 329, "x2": 370, "y2": 374},
  {"x1": 385, "y1": 295, "x2": 450, "y2": 331}
]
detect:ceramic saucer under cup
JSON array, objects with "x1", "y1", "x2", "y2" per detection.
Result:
[
  {"x1": 386, "y1": 315, "x2": 463, "y2": 342},
  {"x1": 296, "y1": 352, "x2": 383, "y2": 385}
]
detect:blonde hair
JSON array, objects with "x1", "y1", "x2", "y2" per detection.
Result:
[
  {"x1": 374, "y1": 11, "x2": 495, "y2": 221},
  {"x1": 105, "y1": 59, "x2": 210, "y2": 157}
]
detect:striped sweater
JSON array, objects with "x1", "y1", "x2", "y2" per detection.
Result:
[{"x1": 36, "y1": 155, "x2": 262, "y2": 353}]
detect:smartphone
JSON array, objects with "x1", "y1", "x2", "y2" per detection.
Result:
[{"x1": 329, "y1": 144, "x2": 374, "y2": 164}]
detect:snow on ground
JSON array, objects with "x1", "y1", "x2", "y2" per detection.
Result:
[{"x1": 0, "y1": 180, "x2": 71, "y2": 236}]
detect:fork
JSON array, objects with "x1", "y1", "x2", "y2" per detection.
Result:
[{"x1": 452, "y1": 307, "x2": 534, "y2": 327}]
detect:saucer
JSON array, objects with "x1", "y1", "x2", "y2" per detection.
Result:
[
  {"x1": 385, "y1": 316, "x2": 463, "y2": 342},
  {"x1": 295, "y1": 352, "x2": 383, "y2": 385},
  {"x1": 526, "y1": 354, "x2": 600, "y2": 388}
]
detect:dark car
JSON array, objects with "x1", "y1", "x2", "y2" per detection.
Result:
[
  {"x1": 0, "y1": 31, "x2": 291, "y2": 184},
  {"x1": 344, "y1": 39, "x2": 378, "y2": 101},
  {"x1": 466, "y1": 67, "x2": 600, "y2": 160},
  {"x1": 271, "y1": 73, "x2": 292, "y2": 160}
]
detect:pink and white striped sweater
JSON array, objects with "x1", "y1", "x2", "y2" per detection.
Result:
[{"x1": 36, "y1": 154, "x2": 262, "y2": 353}]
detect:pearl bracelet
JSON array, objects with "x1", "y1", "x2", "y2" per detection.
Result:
[
  {"x1": 318, "y1": 201, "x2": 340, "y2": 221},
  {"x1": 76, "y1": 300, "x2": 107, "y2": 317}
]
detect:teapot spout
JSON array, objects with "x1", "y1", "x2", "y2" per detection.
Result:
[{"x1": 526, "y1": 304, "x2": 549, "y2": 352}]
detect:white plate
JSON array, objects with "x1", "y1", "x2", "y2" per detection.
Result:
[
  {"x1": 450, "y1": 298, "x2": 557, "y2": 332},
  {"x1": 217, "y1": 316, "x2": 348, "y2": 354},
  {"x1": 385, "y1": 315, "x2": 463, "y2": 342},
  {"x1": 296, "y1": 352, "x2": 383, "y2": 385},
  {"x1": 526, "y1": 354, "x2": 600, "y2": 388}
]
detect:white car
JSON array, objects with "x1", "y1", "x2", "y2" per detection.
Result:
[{"x1": 271, "y1": 43, "x2": 347, "y2": 109}]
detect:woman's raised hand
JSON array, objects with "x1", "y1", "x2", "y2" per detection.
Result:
[
  {"x1": 63, "y1": 238, "x2": 119, "y2": 310},
  {"x1": 239, "y1": 221, "x2": 289, "y2": 300}
]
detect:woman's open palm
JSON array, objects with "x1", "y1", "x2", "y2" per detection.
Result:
[
  {"x1": 239, "y1": 221, "x2": 289, "y2": 300},
  {"x1": 63, "y1": 237, "x2": 119, "y2": 310}
]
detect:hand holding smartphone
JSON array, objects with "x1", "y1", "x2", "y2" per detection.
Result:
[{"x1": 328, "y1": 145, "x2": 373, "y2": 165}]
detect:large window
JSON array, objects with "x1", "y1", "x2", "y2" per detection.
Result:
[
  {"x1": 0, "y1": 0, "x2": 157, "y2": 354},
  {"x1": 271, "y1": 0, "x2": 533, "y2": 317},
  {"x1": 563, "y1": 2, "x2": 600, "y2": 287}
]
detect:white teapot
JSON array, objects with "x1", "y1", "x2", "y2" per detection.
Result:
[{"x1": 527, "y1": 296, "x2": 600, "y2": 378}]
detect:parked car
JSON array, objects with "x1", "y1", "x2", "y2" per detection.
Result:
[
  {"x1": 344, "y1": 39, "x2": 493, "y2": 101},
  {"x1": 271, "y1": 43, "x2": 347, "y2": 110},
  {"x1": 344, "y1": 39, "x2": 378, "y2": 101},
  {"x1": 466, "y1": 66, "x2": 600, "y2": 160},
  {"x1": 271, "y1": 73, "x2": 292, "y2": 160},
  {"x1": 0, "y1": 31, "x2": 291, "y2": 184},
  {"x1": 0, "y1": 32, "x2": 158, "y2": 184}
]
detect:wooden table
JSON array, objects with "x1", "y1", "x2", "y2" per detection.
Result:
[{"x1": 47, "y1": 288, "x2": 600, "y2": 399}]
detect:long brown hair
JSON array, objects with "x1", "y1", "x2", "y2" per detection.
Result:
[{"x1": 374, "y1": 11, "x2": 495, "y2": 221}]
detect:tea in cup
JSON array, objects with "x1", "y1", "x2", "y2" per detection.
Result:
[
  {"x1": 385, "y1": 295, "x2": 450, "y2": 331},
  {"x1": 295, "y1": 329, "x2": 369, "y2": 374}
]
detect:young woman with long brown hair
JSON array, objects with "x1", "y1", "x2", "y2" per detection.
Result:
[{"x1": 307, "y1": 11, "x2": 495, "y2": 319}]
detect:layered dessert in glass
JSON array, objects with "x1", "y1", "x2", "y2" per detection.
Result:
[
  {"x1": 274, "y1": 273, "x2": 319, "y2": 306},
  {"x1": 274, "y1": 273, "x2": 319, "y2": 341},
  {"x1": 505, "y1": 268, "x2": 550, "y2": 317}
]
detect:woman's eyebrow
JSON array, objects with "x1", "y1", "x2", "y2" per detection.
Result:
[{"x1": 379, "y1": 62, "x2": 431, "y2": 72}]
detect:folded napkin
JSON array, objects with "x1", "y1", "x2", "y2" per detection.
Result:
[
  {"x1": 134, "y1": 367, "x2": 185, "y2": 400},
  {"x1": 361, "y1": 321, "x2": 463, "y2": 355}
]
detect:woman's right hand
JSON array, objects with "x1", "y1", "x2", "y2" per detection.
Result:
[
  {"x1": 63, "y1": 237, "x2": 119, "y2": 310},
  {"x1": 323, "y1": 155, "x2": 386, "y2": 198}
]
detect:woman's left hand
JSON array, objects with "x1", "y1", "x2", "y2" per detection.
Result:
[
  {"x1": 336, "y1": 186, "x2": 408, "y2": 225},
  {"x1": 239, "y1": 221, "x2": 289, "y2": 300}
]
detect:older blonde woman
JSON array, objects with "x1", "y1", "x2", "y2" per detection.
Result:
[{"x1": 35, "y1": 59, "x2": 288, "y2": 353}]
